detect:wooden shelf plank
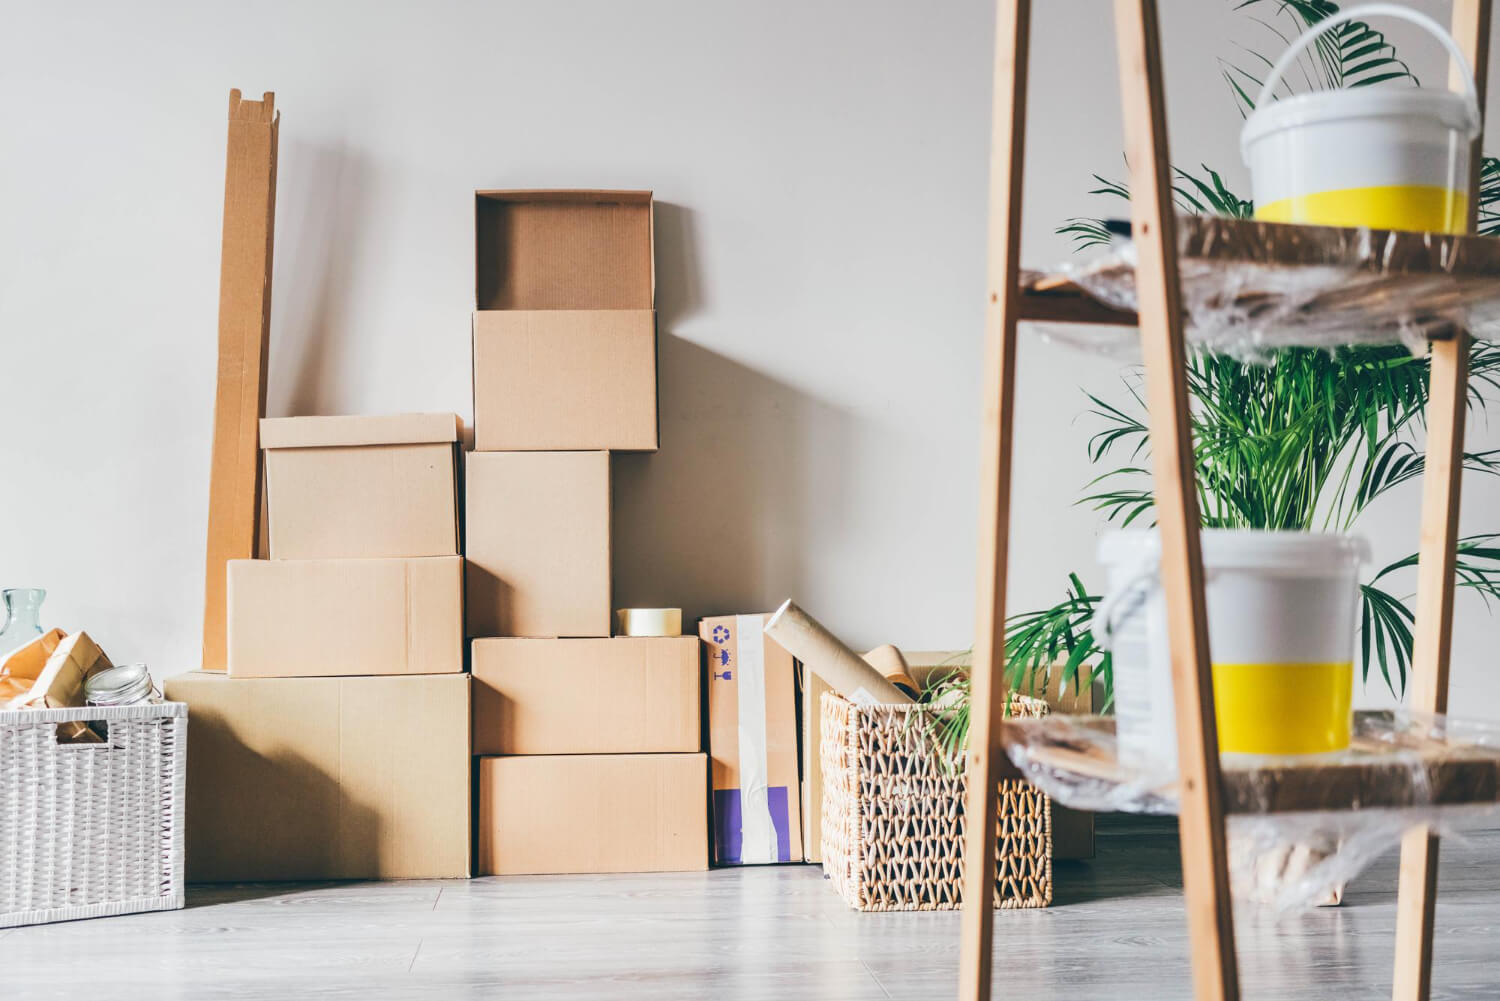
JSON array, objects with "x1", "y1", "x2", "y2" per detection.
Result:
[{"x1": 1004, "y1": 713, "x2": 1500, "y2": 816}]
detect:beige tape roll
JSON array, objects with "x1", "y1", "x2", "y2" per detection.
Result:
[{"x1": 615, "y1": 608, "x2": 683, "y2": 637}]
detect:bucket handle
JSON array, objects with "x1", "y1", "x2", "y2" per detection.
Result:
[{"x1": 1253, "y1": 4, "x2": 1479, "y2": 128}]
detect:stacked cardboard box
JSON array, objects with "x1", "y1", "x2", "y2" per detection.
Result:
[
  {"x1": 467, "y1": 190, "x2": 708, "y2": 875},
  {"x1": 166, "y1": 414, "x2": 472, "y2": 880}
]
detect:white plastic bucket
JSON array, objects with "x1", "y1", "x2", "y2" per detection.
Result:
[
  {"x1": 1240, "y1": 4, "x2": 1480, "y2": 234},
  {"x1": 1096, "y1": 530, "x2": 1370, "y2": 767}
]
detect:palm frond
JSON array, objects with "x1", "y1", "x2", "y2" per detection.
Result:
[{"x1": 1224, "y1": 0, "x2": 1417, "y2": 115}]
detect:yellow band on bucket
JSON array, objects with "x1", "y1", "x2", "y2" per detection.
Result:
[
  {"x1": 1212, "y1": 661, "x2": 1353, "y2": 755},
  {"x1": 1255, "y1": 184, "x2": 1468, "y2": 234}
]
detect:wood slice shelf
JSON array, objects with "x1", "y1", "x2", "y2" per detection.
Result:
[
  {"x1": 1003, "y1": 712, "x2": 1500, "y2": 816},
  {"x1": 1019, "y1": 215, "x2": 1500, "y2": 344}
]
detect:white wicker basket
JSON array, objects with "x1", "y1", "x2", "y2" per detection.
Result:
[{"x1": 0, "y1": 702, "x2": 187, "y2": 927}]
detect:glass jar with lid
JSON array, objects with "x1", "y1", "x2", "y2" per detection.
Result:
[{"x1": 84, "y1": 662, "x2": 161, "y2": 707}]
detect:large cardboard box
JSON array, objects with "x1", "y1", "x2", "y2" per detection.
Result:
[
  {"x1": 472, "y1": 190, "x2": 657, "y2": 452},
  {"x1": 472, "y1": 637, "x2": 698, "y2": 754},
  {"x1": 477, "y1": 753, "x2": 707, "y2": 875},
  {"x1": 260, "y1": 413, "x2": 460, "y2": 560},
  {"x1": 464, "y1": 450, "x2": 610, "y2": 638},
  {"x1": 699, "y1": 614, "x2": 803, "y2": 865},
  {"x1": 227, "y1": 557, "x2": 463, "y2": 678},
  {"x1": 164, "y1": 672, "x2": 471, "y2": 880}
]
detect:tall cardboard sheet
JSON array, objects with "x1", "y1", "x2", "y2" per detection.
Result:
[
  {"x1": 700, "y1": 614, "x2": 802, "y2": 865},
  {"x1": 201, "y1": 89, "x2": 278, "y2": 672}
]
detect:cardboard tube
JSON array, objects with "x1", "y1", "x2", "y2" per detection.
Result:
[
  {"x1": 764, "y1": 600, "x2": 914, "y2": 705},
  {"x1": 862, "y1": 644, "x2": 920, "y2": 699}
]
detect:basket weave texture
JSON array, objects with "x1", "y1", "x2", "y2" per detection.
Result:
[
  {"x1": 820, "y1": 692, "x2": 1051, "y2": 911},
  {"x1": 0, "y1": 703, "x2": 187, "y2": 927}
]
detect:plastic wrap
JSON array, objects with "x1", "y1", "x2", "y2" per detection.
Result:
[
  {"x1": 1003, "y1": 710, "x2": 1500, "y2": 909},
  {"x1": 1030, "y1": 215, "x2": 1500, "y2": 359}
]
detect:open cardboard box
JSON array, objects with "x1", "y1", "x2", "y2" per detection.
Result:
[{"x1": 473, "y1": 190, "x2": 657, "y2": 452}]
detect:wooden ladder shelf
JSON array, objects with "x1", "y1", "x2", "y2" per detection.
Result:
[{"x1": 959, "y1": 2, "x2": 1494, "y2": 1000}]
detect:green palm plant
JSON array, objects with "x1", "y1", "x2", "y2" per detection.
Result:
[{"x1": 983, "y1": 0, "x2": 1500, "y2": 724}]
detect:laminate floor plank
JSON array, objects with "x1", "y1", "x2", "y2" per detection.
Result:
[{"x1": 3, "y1": 818, "x2": 1496, "y2": 1000}]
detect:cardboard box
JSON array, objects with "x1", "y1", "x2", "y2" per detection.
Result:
[
  {"x1": 227, "y1": 556, "x2": 463, "y2": 678},
  {"x1": 904, "y1": 650, "x2": 1096, "y2": 860},
  {"x1": 473, "y1": 311, "x2": 656, "y2": 452},
  {"x1": 472, "y1": 637, "x2": 698, "y2": 754},
  {"x1": 472, "y1": 190, "x2": 657, "y2": 452},
  {"x1": 163, "y1": 672, "x2": 471, "y2": 880},
  {"x1": 478, "y1": 753, "x2": 707, "y2": 875},
  {"x1": 260, "y1": 413, "x2": 460, "y2": 560},
  {"x1": 699, "y1": 614, "x2": 803, "y2": 865},
  {"x1": 464, "y1": 451, "x2": 610, "y2": 638}
]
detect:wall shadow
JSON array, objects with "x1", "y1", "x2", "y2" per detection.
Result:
[
  {"x1": 183, "y1": 740, "x2": 381, "y2": 883},
  {"x1": 612, "y1": 331, "x2": 857, "y2": 627},
  {"x1": 266, "y1": 140, "x2": 373, "y2": 418}
]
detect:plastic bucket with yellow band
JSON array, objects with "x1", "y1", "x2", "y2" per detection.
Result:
[
  {"x1": 1240, "y1": 4, "x2": 1480, "y2": 234},
  {"x1": 1097, "y1": 530, "x2": 1369, "y2": 767}
]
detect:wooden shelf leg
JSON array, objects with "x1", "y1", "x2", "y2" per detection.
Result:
[
  {"x1": 1394, "y1": 7, "x2": 1491, "y2": 999},
  {"x1": 1112, "y1": 3, "x2": 1239, "y2": 1000},
  {"x1": 958, "y1": 2, "x2": 1031, "y2": 999}
]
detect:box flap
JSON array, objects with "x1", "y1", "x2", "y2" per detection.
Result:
[
  {"x1": 260, "y1": 413, "x2": 462, "y2": 450},
  {"x1": 475, "y1": 190, "x2": 654, "y2": 310}
]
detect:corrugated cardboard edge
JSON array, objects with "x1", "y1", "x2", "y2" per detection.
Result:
[
  {"x1": 201, "y1": 89, "x2": 278, "y2": 673},
  {"x1": 259, "y1": 413, "x2": 462, "y2": 449}
]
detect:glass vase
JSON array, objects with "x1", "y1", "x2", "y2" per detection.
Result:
[{"x1": 0, "y1": 587, "x2": 46, "y2": 657}]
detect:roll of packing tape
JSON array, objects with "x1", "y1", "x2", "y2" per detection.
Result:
[{"x1": 616, "y1": 608, "x2": 683, "y2": 637}]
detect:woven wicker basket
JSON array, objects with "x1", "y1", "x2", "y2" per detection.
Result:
[
  {"x1": 820, "y1": 692, "x2": 1051, "y2": 911},
  {"x1": 0, "y1": 702, "x2": 187, "y2": 927}
]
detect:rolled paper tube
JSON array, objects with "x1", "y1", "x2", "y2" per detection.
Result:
[
  {"x1": 764, "y1": 600, "x2": 915, "y2": 705},
  {"x1": 861, "y1": 644, "x2": 920, "y2": 699},
  {"x1": 615, "y1": 608, "x2": 683, "y2": 637}
]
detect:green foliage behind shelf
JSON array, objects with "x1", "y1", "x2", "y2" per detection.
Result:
[{"x1": 989, "y1": 1, "x2": 1500, "y2": 744}]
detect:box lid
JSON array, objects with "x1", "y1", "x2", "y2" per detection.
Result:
[
  {"x1": 475, "y1": 190, "x2": 654, "y2": 310},
  {"x1": 260, "y1": 413, "x2": 462, "y2": 450}
]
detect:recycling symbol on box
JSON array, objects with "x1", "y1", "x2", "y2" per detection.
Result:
[{"x1": 711, "y1": 625, "x2": 729, "y2": 644}]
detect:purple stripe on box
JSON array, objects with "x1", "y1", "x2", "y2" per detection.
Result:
[{"x1": 712, "y1": 786, "x2": 793, "y2": 864}]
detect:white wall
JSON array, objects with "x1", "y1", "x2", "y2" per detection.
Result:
[{"x1": 3, "y1": 0, "x2": 1498, "y2": 715}]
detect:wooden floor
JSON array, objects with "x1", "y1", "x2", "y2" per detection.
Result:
[{"x1": 5, "y1": 817, "x2": 1499, "y2": 1000}]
